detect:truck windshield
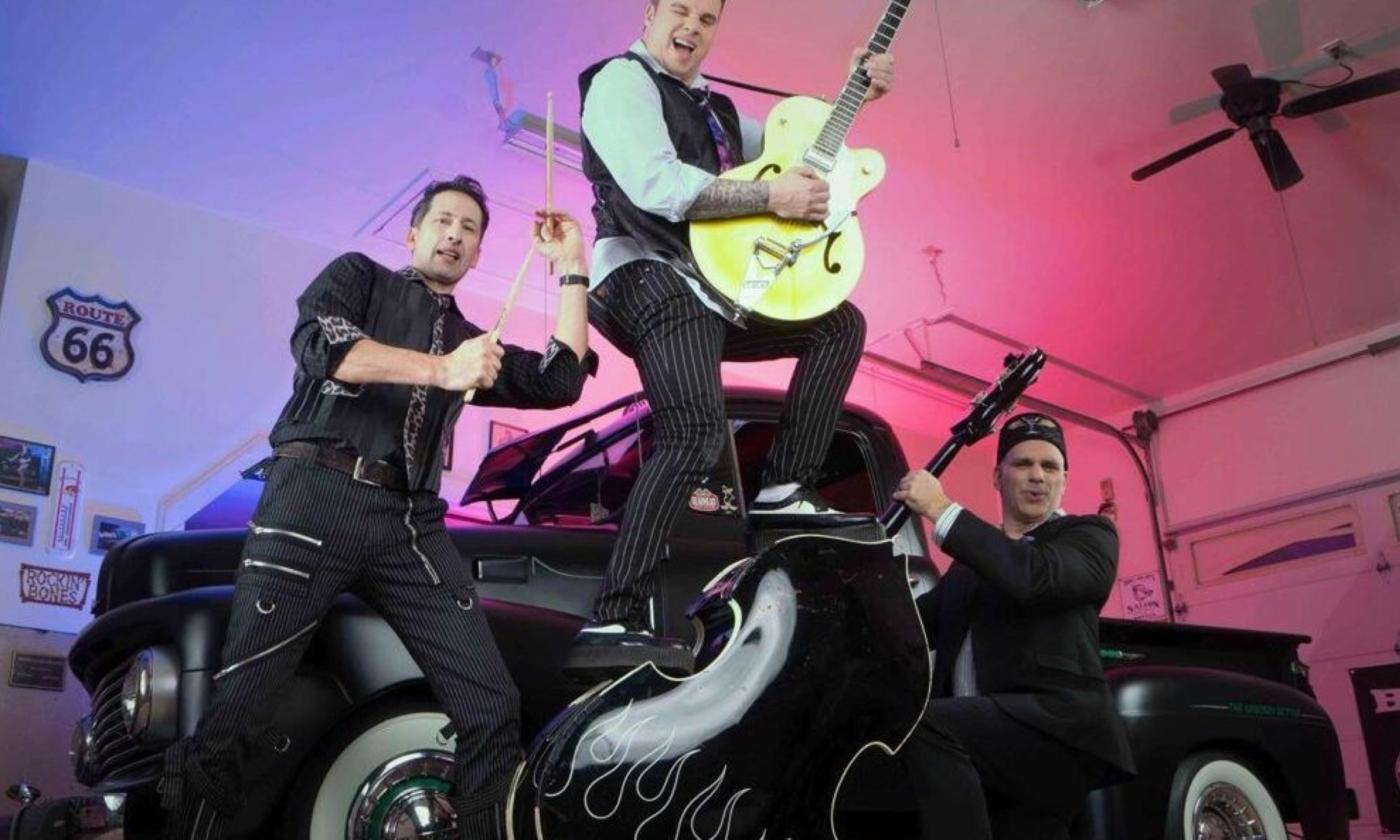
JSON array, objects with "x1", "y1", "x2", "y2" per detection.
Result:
[{"x1": 516, "y1": 421, "x2": 652, "y2": 529}]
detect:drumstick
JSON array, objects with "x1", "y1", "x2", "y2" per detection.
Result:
[
  {"x1": 464, "y1": 92, "x2": 556, "y2": 403},
  {"x1": 546, "y1": 92, "x2": 555, "y2": 214},
  {"x1": 463, "y1": 246, "x2": 536, "y2": 403},
  {"x1": 545, "y1": 91, "x2": 555, "y2": 275}
]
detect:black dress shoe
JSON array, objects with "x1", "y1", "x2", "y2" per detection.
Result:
[{"x1": 562, "y1": 621, "x2": 694, "y2": 682}]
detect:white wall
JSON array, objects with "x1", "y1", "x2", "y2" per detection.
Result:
[
  {"x1": 1155, "y1": 345, "x2": 1400, "y2": 527},
  {"x1": 0, "y1": 161, "x2": 326, "y2": 632}
]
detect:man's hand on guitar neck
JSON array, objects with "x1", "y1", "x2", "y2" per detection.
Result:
[
  {"x1": 851, "y1": 48, "x2": 895, "y2": 103},
  {"x1": 767, "y1": 167, "x2": 830, "y2": 221}
]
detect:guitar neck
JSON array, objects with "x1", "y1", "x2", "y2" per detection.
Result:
[{"x1": 810, "y1": 0, "x2": 911, "y2": 163}]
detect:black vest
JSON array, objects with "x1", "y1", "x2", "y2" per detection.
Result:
[{"x1": 579, "y1": 53, "x2": 743, "y2": 287}]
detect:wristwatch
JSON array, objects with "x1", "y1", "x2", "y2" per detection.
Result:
[{"x1": 558, "y1": 274, "x2": 589, "y2": 287}]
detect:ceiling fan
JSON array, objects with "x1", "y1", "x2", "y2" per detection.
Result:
[{"x1": 1131, "y1": 64, "x2": 1400, "y2": 191}]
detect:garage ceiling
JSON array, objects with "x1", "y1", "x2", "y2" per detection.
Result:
[{"x1": 2, "y1": 0, "x2": 1397, "y2": 415}]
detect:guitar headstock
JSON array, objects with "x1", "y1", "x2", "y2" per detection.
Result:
[{"x1": 950, "y1": 349, "x2": 1047, "y2": 445}]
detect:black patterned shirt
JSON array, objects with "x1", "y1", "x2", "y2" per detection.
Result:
[{"x1": 269, "y1": 252, "x2": 597, "y2": 493}]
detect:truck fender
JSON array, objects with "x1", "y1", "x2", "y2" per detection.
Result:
[{"x1": 1105, "y1": 665, "x2": 1348, "y2": 840}]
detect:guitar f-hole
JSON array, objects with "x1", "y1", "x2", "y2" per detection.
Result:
[
  {"x1": 755, "y1": 164, "x2": 783, "y2": 181},
  {"x1": 823, "y1": 232, "x2": 844, "y2": 274}
]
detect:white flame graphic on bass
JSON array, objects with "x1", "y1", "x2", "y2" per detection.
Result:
[{"x1": 540, "y1": 697, "x2": 761, "y2": 840}]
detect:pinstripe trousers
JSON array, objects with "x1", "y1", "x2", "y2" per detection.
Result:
[
  {"x1": 161, "y1": 458, "x2": 520, "y2": 839},
  {"x1": 589, "y1": 260, "x2": 867, "y2": 624}
]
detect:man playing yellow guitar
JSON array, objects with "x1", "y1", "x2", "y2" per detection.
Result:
[{"x1": 569, "y1": 0, "x2": 896, "y2": 678}]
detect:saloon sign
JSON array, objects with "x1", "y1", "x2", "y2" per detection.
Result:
[{"x1": 41, "y1": 288, "x2": 141, "y2": 383}]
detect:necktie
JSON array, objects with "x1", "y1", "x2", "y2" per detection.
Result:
[
  {"x1": 401, "y1": 276, "x2": 451, "y2": 484},
  {"x1": 689, "y1": 87, "x2": 735, "y2": 172}
]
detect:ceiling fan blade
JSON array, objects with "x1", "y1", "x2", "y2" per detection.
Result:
[
  {"x1": 1131, "y1": 128, "x2": 1239, "y2": 182},
  {"x1": 1169, "y1": 94, "x2": 1222, "y2": 125},
  {"x1": 1281, "y1": 68, "x2": 1400, "y2": 118},
  {"x1": 1250, "y1": 127, "x2": 1304, "y2": 191},
  {"x1": 1252, "y1": 0, "x2": 1304, "y2": 67},
  {"x1": 1211, "y1": 64, "x2": 1256, "y2": 95}
]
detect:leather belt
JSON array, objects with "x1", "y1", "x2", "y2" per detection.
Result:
[{"x1": 274, "y1": 442, "x2": 408, "y2": 491}]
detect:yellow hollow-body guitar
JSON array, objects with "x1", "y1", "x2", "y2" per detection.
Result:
[{"x1": 690, "y1": 0, "x2": 910, "y2": 323}]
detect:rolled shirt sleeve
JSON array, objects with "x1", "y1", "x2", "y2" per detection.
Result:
[
  {"x1": 473, "y1": 337, "x2": 599, "y2": 410},
  {"x1": 582, "y1": 57, "x2": 717, "y2": 223},
  {"x1": 290, "y1": 253, "x2": 373, "y2": 385}
]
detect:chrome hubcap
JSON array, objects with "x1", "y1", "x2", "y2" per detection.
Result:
[
  {"x1": 347, "y1": 750, "x2": 457, "y2": 839},
  {"x1": 1194, "y1": 782, "x2": 1268, "y2": 840}
]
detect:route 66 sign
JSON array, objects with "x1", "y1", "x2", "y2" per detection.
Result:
[{"x1": 41, "y1": 289, "x2": 141, "y2": 383}]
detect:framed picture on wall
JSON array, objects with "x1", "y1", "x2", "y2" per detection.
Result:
[
  {"x1": 489, "y1": 420, "x2": 527, "y2": 450},
  {"x1": 89, "y1": 514, "x2": 146, "y2": 555},
  {"x1": 0, "y1": 501, "x2": 39, "y2": 546},
  {"x1": 0, "y1": 435, "x2": 56, "y2": 496}
]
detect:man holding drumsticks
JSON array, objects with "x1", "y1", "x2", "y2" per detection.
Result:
[{"x1": 159, "y1": 176, "x2": 595, "y2": 840}]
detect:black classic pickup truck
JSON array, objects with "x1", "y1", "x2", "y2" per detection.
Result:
[{"x1": 18, "y1": 390, "x2": 1354, "y2": 839}]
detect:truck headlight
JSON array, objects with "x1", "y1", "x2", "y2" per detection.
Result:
[{"x1": 120, "y1": 646, "x2": 179, "y2": 743}]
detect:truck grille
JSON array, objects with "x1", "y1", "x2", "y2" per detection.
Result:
[{"x1": 79, "y1": 658, "x2": 162, "y2": 785}]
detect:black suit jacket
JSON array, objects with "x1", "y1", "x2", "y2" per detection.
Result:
[{"x1": 918, "y1": 512, "x2": 1136, "y2": 782}]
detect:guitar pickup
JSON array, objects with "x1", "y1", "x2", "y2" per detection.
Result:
[{"x1": 802, "y1": 150, "x2": 837, "y2": 173}]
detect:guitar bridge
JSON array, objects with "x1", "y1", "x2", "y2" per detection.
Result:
[{"x1": 754, "y1": 236, "x2": 797, "y2": 266}]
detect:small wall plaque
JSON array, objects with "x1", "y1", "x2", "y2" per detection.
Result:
[{"x1": 9, "y1": 652, "x2": 67, "y2": 692}]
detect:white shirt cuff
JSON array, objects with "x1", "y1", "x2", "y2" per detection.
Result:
[{"x1": 933, "y1": 502, "x2": 964, "y2": 547}]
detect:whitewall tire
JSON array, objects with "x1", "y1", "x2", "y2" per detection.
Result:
[
  {"x1": 283, "y1": 697, "x2": 460, "y2": 839},
  {"x1": 1166, "y1": 751, "x2": 1287, "y2": 840}
]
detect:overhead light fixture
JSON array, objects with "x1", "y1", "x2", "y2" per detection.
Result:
[{"x1": 501, "y1": 109, "x2": 584, "y2": 173}]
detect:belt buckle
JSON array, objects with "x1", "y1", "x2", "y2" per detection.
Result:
[{"x1": 351, "y1": 456, "x2": 381, "y2": 487}]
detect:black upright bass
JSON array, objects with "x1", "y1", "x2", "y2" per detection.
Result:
[{"x1": 507, "y1": 350, "x2": 1047, "y2": 839}]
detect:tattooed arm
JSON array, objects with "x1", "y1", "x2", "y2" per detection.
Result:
[
  {"x1": 686, "y1": 166, "x2": 830, "y2": 222},
  {"x1": 686, "y1": 179, "x2": 771, "y2": 220}
]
